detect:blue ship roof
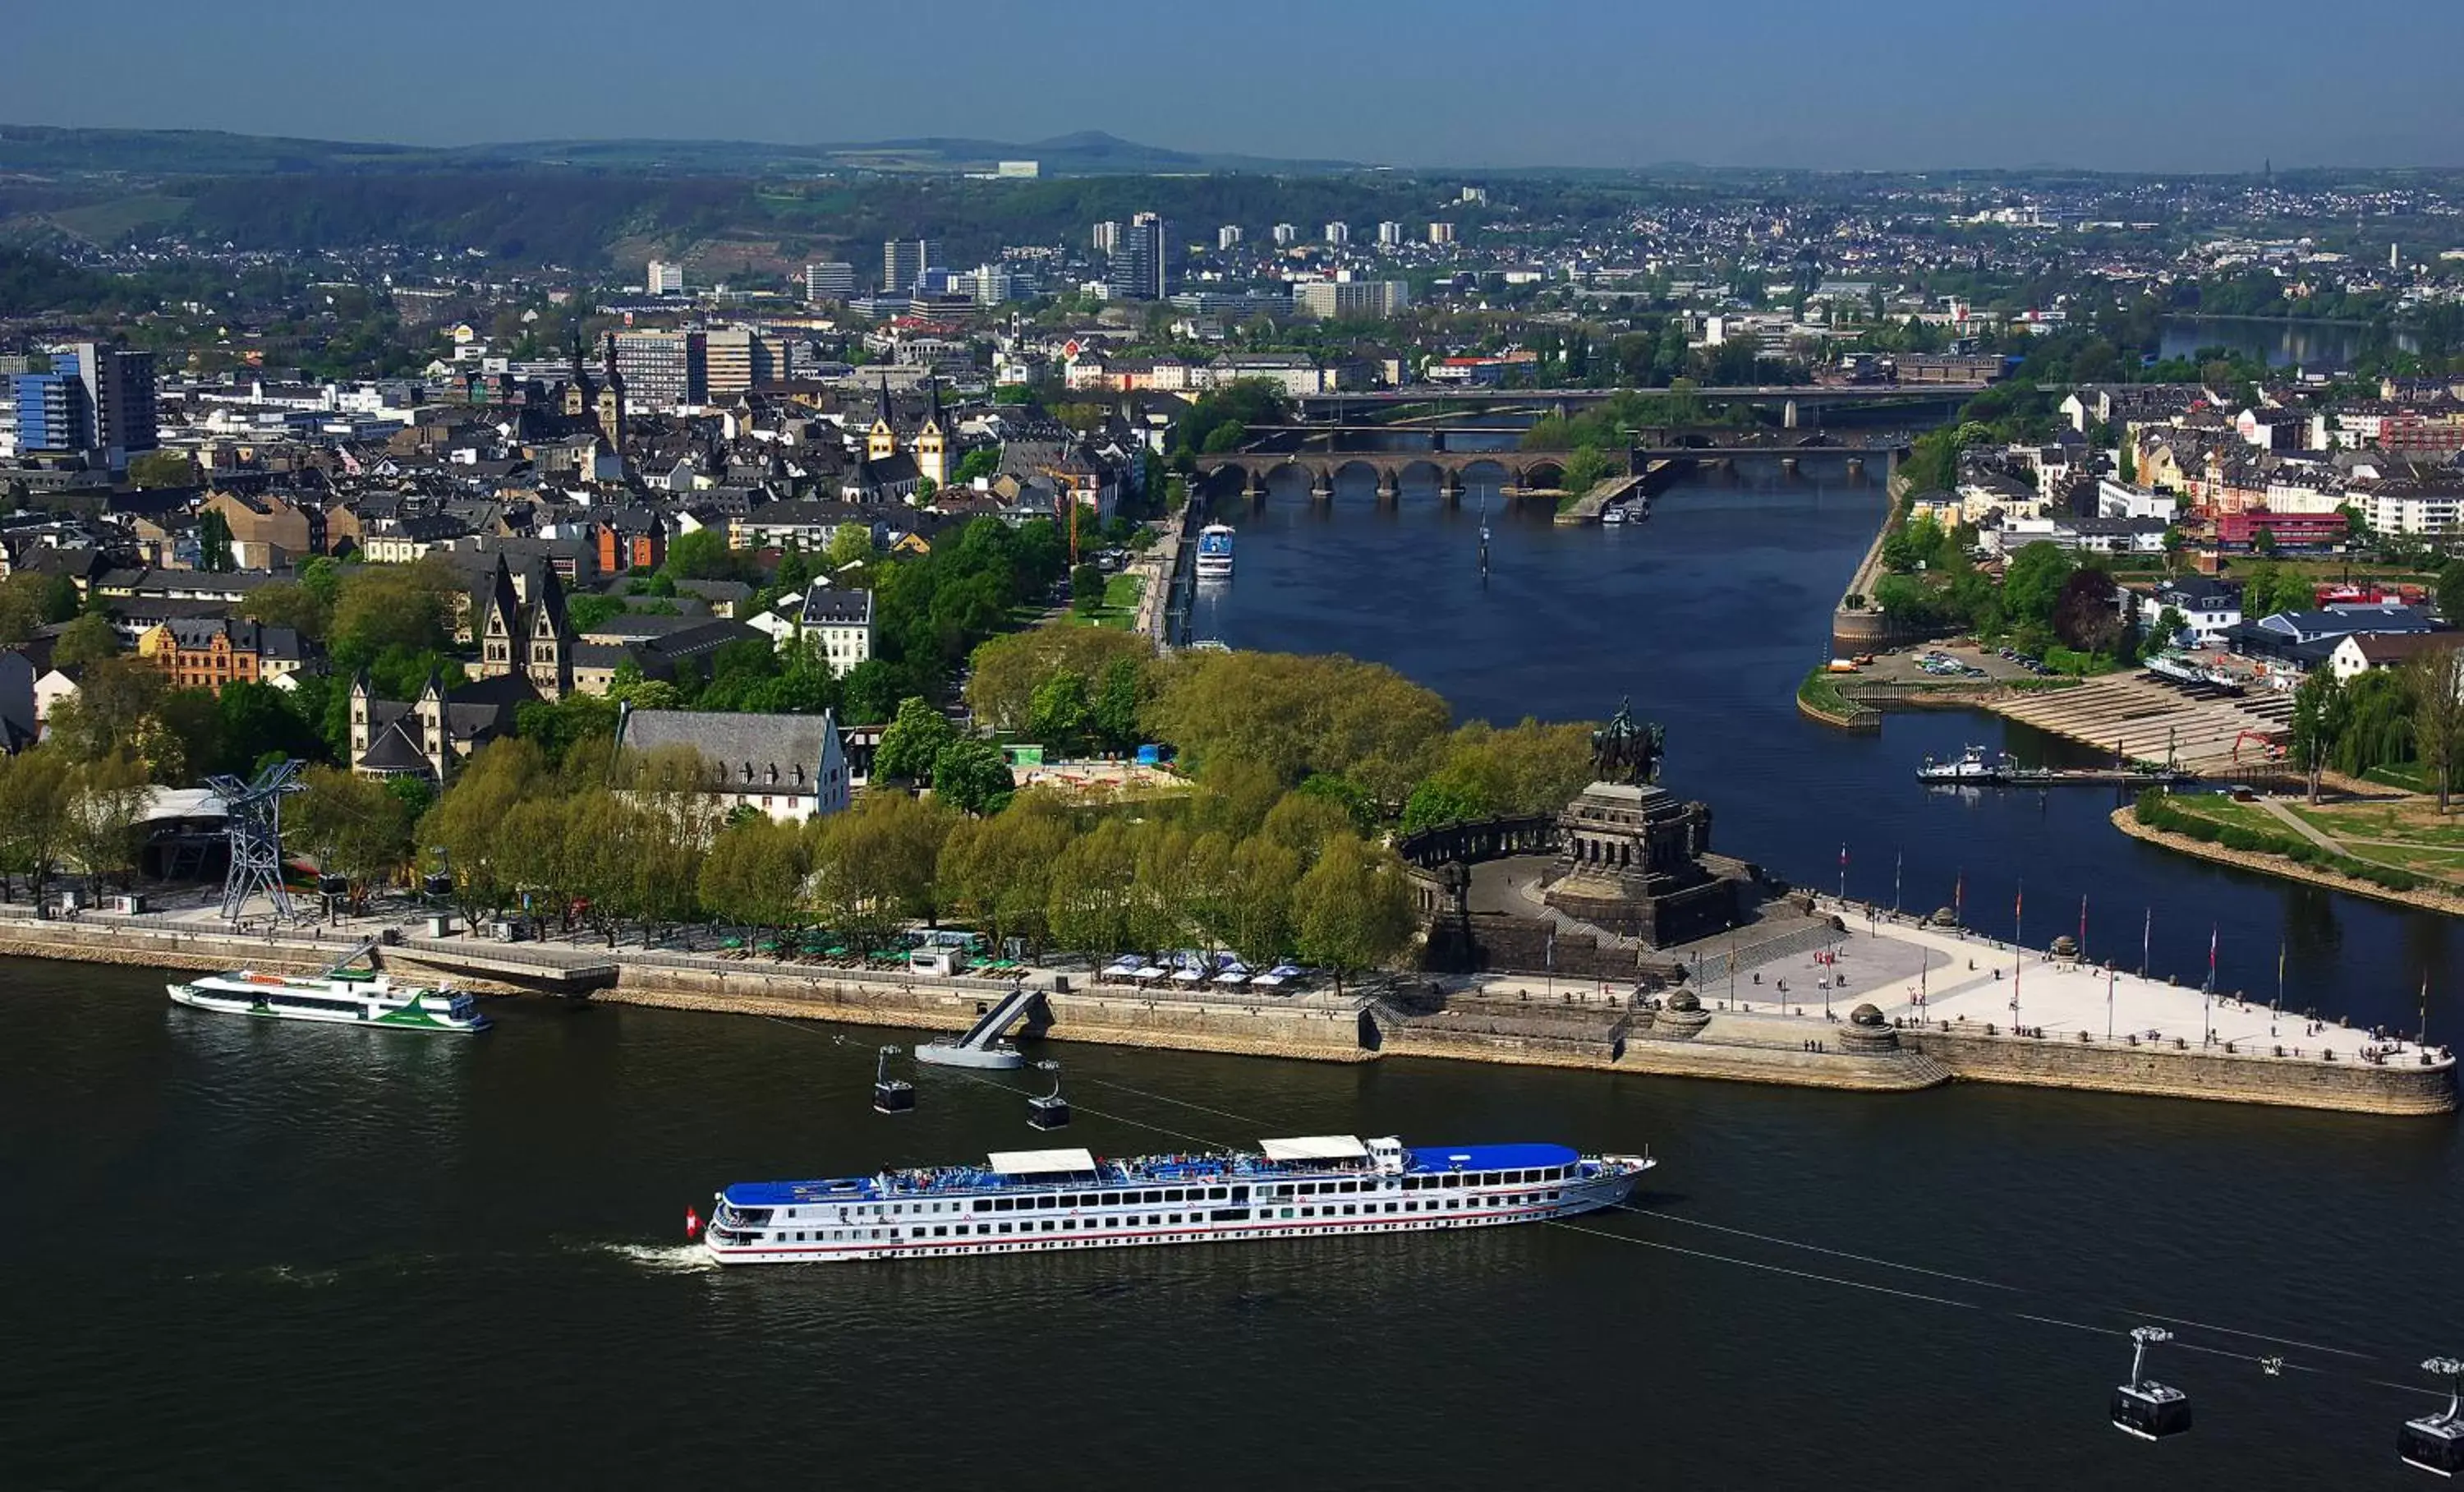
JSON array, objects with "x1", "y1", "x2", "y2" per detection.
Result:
[
  {"x1": 1404, "y1": 1143, "x2": 1577, "y2": 1173},
  {"x1": 719, "y1": 1140, "x2": 1584, "y2": 1209},
  {"x1": 723, "y1": 1177, "x2": 880, "y2": 1207}
]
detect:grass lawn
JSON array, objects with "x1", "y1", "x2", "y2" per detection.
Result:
[
  {"x1": 2287, "y1": 800, "x2": 2464, "y2": 850},
  {"x1": 1051, "y1": 573, "x2": 1145, "y2": 631},
  {"x1": 2161, "y1": 794, "x2": 2282, "y2": 836}
]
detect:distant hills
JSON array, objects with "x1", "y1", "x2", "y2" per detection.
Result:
[{"x1": 0, "y1": 124, "x2": 1364, "y2": 178}]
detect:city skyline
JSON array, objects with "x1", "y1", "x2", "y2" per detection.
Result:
[{"x1": 4, "y1": 0, "x2": 2462, "y2": 173}]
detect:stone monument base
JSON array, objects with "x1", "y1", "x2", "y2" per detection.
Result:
[{"x1": 1543, "y1": 781, "x2": 1738, "y2": 948}]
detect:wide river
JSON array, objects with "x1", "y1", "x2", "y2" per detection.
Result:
[{"x1": 7, "y1": 460, "x2": 2461, "y2": 1489}]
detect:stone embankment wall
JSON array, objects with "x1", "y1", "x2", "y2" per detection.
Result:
[
  {"x1": 3, "y1": 919, "x2": 2447, "y2": 1114},
  {"x1": 1903, "y1": 1027, "x2": 2456, "y2": 1116},
  {"x1": 604, "y1": 962, "x2": 1371, "y2": 1064},
  {"x1": 0, "y1": 915, "x2": 521, "y2": 992}
]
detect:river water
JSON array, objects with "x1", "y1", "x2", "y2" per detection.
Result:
[
  {"x1": 7, "y1": 460, "x2": 2462, "y2": 1490},
  {"x1": 2157, "y1": 315, "x2": 2411, "y2": 371}
]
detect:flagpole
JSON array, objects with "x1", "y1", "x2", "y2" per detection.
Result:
[
  {"x1": 2421, "y1": 973, "x2": 2431, "y2": 1047},
  {"x1": 1954, "y1": 868, "x2": 1964, "y2": 932},
  {"x1": 1893, "y1": 850, "x2": 1903, "y2": 917},
  {"x1": 1839, "y1": 841, "x2": 1848, "y2": 904},
  {"x1": 2107, "y1": 960, "x2": 2116, "y2": 1039},
  {"x1": 2204, "y1": 923, "x2": 2218, "y2": 1047},
  {"x1": 2079, "y1": 893, "x2": 2088, "y2": 964},
  {"x1": 2276, "y1": 939, "x2": 2286, "y2": 1015},
  {"x1": 2141, "y1": 905, "x2": 2152, "y2": 979},
  {"x1": 2011, "y1": 881, "x2": 2023, "y2": 1029}
]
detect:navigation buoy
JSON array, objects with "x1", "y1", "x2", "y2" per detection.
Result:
[{"x1": 683, "y1": 1207, "x2": 701, "y2": 1241}]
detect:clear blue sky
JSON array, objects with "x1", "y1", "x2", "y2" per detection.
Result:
[{"x1": 5, "y1": 0, "x2": 2459, "y2": 171}]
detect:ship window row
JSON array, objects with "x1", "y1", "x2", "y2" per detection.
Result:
[
  {"x1": 268, "y1": 994, "x2": 365, "y2": 1015},
  {"x1": 972, "y1": 1186, "x2": 1233, "y2": 1213}
]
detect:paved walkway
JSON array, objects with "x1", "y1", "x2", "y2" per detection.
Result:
[
  {"x1": 2255, "y1": 795, "x2": 2347, "y2": 855},
  {"x1": 1804, "y1": 897, "x2": 2439, "y2": 1064}
]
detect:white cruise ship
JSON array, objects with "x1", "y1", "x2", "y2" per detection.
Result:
[
  {"x1": 1194, "y1": 523, "x2": 1235, "y2": 580},
  {"x1": 168, "y1": 968, "x2": 490, "y2": 1034},
  {"x1": 701, "y1": 1134, "x2": 1652, "y2": 1265}
]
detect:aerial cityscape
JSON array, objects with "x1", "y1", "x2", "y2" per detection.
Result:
[{"x1": 7, "y1": 7, "x2": 2464, "y2": 1486}]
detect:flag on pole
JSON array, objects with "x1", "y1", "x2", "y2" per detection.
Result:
[{"x1": 1840, "y1": 842, "x2": 1849, "y2": 868}]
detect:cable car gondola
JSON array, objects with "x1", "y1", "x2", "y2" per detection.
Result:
[
  {"x1": 2111, "y1": 1326, "x2": 2193, "y2": 1441},
  {"x1": 1027, "y1": 1058, "x2": 1069, "y2": 1131},
  {"x1": 871, "y1": 1046, "x2": 915, "y2": 1116},
  {"x1": 2401, "y1": 1356, "x2": 2464, "y2": 1477}
]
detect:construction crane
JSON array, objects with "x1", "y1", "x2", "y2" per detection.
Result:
[{"x1": 206, "y1": 759, "x2": 306, "y2": 923}]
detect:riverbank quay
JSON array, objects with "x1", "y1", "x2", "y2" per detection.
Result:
[
  {"x1": 1794, "y1": 896, "x2": 2456, "y2": 1116},
  {"x1": 3, "y1": 890, "x2": 2445, "y2": 1113},
  {"x1": 1829, "y1": 471, "x2": 1919, "y2": 655}
]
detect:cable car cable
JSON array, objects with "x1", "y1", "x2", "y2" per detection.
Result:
[{"x1": 1611, "y1": 1204, "x2": 2021, "y2": 1291}]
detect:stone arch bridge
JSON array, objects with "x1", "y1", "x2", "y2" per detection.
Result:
[{"x1": 1198, "y1": 451, "x2": 1575, "y2": 500}]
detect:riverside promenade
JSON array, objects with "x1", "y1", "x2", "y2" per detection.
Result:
[{"x1": 2, "y1": 885, "x2": 2449, "y2": 1115}]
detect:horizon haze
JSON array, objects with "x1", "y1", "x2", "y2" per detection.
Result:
[{"x1": 3, "y1": 0, "x2": 2462, "y2": 173}]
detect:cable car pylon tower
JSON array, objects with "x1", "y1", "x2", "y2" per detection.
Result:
[{"x1": 207, "y1": 759, "x2": 306, "y2": 923}]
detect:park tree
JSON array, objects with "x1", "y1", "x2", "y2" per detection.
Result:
[
  {"x1": 1090, "y1": 655, "x2": 1148, "y2": 753},
  {"x1": 1027, "y1": 670, "x2": 1092, "y2": 754},
  {"x1": 1045, "y1": 817, "x2": 1138, "y2": 956},
  {"x1": 2000, "y1": 542, "x2": 2076, "y2": 633},
  {"x1": 951, "y1": 446, "x2": 1002, "y2": 486},
  {"x1": 931, "y1": 736, "x2": 1014, "y2": 816},
  {"x1": 2438, "y1": 560, "x2": 2464, "y2": 624},
  {"x1": 44, "y1": 658, "x2": 167, "y2": 767},
  {"x1": 196, "y1": 509, "x2": 235, "y2": 573},
  {"x1": 0, "y1": 571, "x2": 79, "y2": 647},
  {"x1": 1220, "y1": 833, "x2": 1304, "y2": 965},
  {"x1": 936, "y1": 790, "x2": 1074, "y2": 951},
  {"x1": 698, "y1": 813, "x2": 817, "y2": 937},
  {"x1": 874, "y1": 695, "x2": 957, "y2": 782},
  {"x1": 327, "y1": 561, "x2": 454, "y2": 665},
  {"x1": 0, "y1": 748, "x2": 76, "y2": 900},
  {"x1": 2289, "y1": 670, "x2": 2349, "y2": 804},
  {"x1": 813, "y1": 792, "x2": 954, "y2": 946},
  {"x1": 2051, "y1": 568, "x2": 2126, "y2": 655},
  {"x1": 826, "y1": 523, "x2": 877, "y2": 569},
  {"x1": 64, "y1": 752, "x2": 153, "y2": 896},
  {"x1": 1261, "y1": 789, "x2": 1363, "y2": 865},
  {"x1": 660, "y1": 528, "x2": 743, "y2": 583},
  {"x1": 126, "y1": 450, "x2": 198, "y2": 489},
  {"x1": 51, "y1": 610, "x2": 119, "y2": 668},
  {"x1": 1556, "y1": 444, "x2": 1616, "y2": 495},
  {"x1": 1290, "y1": 832, "x2": 1417, "y2": 993},
  {"x1": 2411, "y1": 644, "x2": 2464, "y2": 813},
  {"x1": 1069, "y1": 562, "x2": 1106, "y2": 611},
  {"x1": 240, "y1": 581, "x2": 333, "y2": 640},
  {"x1": 963, "y1": 627, "x2": 1152, "y2": 732},
  {"x1": 1127, "y1": 822, "x2": 1202, "y2": 952},
  {"x1": 416, "y1": 738, "x2": 549, "y2": 919},
  {"x1": 287, "y1": 765, "x2": 413, "y2": 905},
  {"x1": 1191, "y1": 756, "x2": 1287, "y2": 840}
]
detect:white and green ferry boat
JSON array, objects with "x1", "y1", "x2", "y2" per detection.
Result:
[{"x1": 168, "y1": 968, "x2": 490, "y2": 1034}]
